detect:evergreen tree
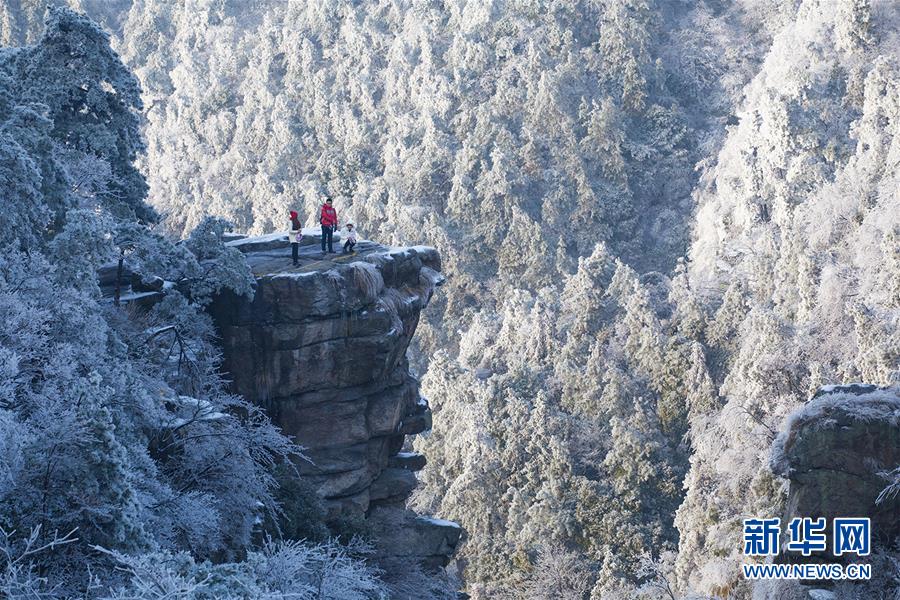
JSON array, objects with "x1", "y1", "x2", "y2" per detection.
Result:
[{"x1": 668, "y1": 258, "x2": 705, "y2": 341}]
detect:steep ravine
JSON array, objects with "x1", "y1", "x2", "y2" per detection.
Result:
[{"x1": 207, "y1": 232, "x2": 461, "y2": 570}]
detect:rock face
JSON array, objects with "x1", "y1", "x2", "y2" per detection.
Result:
[
  {"x1": 208, "y1": 235, "x2": 460, "y2": 568},
  {"x1": 771, "y1": 384, "x2": 900, "y2": 551}
]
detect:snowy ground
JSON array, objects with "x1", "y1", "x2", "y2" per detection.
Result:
[{"x1": 228, "y1": 230, "x2": 384, "y2": 277}]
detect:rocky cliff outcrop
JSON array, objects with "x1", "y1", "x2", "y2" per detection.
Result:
[
  {"x1": 208, "y1": 233, "x2": 460, "y2": 568},
  {"x1": 771, "y1": 384, "x2": 900, "y2": 550}
]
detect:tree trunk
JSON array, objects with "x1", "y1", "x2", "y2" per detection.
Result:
[{"x1": 114, "y1": 250, "x2": 124, "y2": 307}]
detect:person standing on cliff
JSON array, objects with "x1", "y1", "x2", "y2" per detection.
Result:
[
  {"x1": 320, "y1": 196, "x2": 338, "y2": 255},
  {"x1": 289, "y1": 210, "x2": 303, "y2": 266},
  {"x1": 342, "y1": 222, "x2": 358, "y2": 254}
]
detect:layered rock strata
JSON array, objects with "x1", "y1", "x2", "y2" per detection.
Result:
[{"x1": 208, "y1": 233, "x2": 460, "y2": 567}]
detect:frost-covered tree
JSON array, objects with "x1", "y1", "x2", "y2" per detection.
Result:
[
  {"x1": 521, "y1": 544, "x2": 592, "y2": 600},
  {"x1": 2, "y1": 6, "x2": 151, "y2": 225}
]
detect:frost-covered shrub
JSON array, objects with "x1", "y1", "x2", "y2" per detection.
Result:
[
  {"x1": 98, "y1": 538, "x2": 388, "y2": 600},
  {"x1": 269, "y1": 465, "x2": 329, "y2": 543}
]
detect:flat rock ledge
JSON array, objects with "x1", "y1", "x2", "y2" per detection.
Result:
[{"x1": 208, "y1": 233, "x2": 459, "y2": 569}]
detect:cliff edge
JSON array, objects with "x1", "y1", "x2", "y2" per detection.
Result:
[{"x1": 208, "y1": 231, "x2": 460, "y2": 569}]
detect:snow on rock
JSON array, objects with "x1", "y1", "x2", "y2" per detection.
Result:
[
  {"x1": 225, "y1": 232, "x2": 291, "y2": 253},
  {"x1": 112, "y1": 290, "x2": 163, "y2": 306},
  {"x1": 166, "y1": 395, "x2": 228, "y2": 428},
  {"x1": 812, "y1": 382, "x2": 881, "y2": 399},
  {"x1": 771, "y1": 384, "x2": 900, "y2": 475},
  {"x1": 421, "y1": 517, "x2": 461, "y2": 529},
  {"x1": 268, "y1": 270, "x2": 319, "y2": 281}
]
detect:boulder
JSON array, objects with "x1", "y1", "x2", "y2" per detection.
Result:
[
  {"x1": 131, "y1": 272, "x2": 165, "y2": 292},
  {"x1": 771, "y1": 384, "x2": 900, "y2": 547},
  {"x1": 369, "y1": 506, "x2": 463, "y2": 570}
]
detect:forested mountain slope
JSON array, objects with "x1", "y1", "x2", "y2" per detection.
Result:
[
  {"x1": 2, "y1": 1, "x2": 898, "y2": 598},
  {"x1": 678, "y1": 1, "x2": 900, "y2": 595}
]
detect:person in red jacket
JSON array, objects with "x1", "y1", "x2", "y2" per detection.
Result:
[{"x1": 320, "y1": 197, "x2": 338, "y2": 254}]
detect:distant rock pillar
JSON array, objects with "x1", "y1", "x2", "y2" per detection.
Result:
[{"x1": 770, "y1": 384, "x2": 900, "y2": 554}]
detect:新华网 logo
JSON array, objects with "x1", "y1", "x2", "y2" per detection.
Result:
[{"x1": 741, "y1": 517, "x2": 872, "y2": 581}]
